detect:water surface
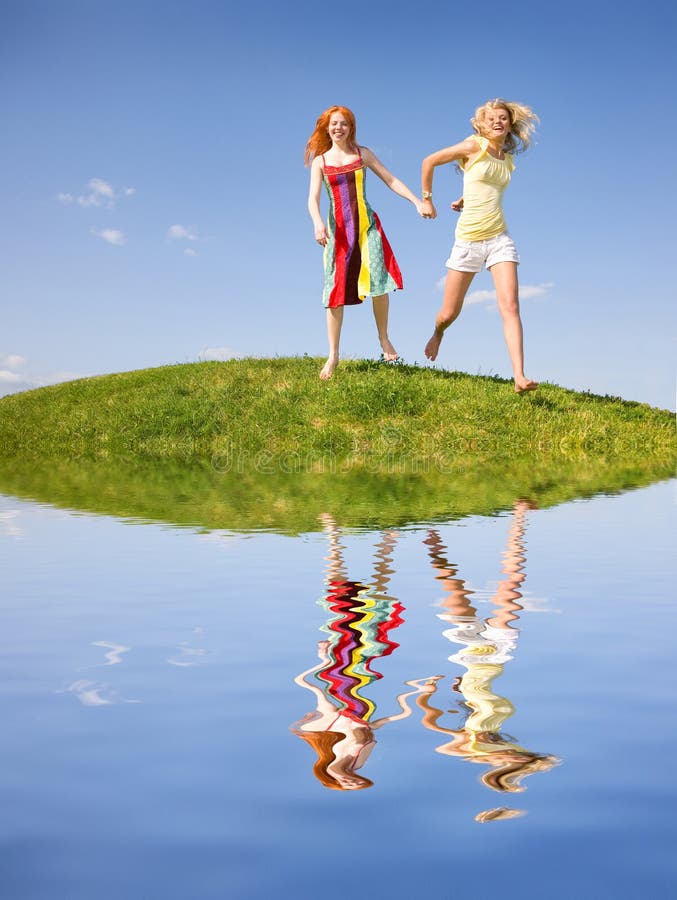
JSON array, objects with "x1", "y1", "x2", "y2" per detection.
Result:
[{"x1": 0, "y1": 477, "x2": 675, "y2": 899}]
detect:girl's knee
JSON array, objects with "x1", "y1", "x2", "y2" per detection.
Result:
[{"x1": 498, "y1": 299, "x2": 520, "y2": 318}]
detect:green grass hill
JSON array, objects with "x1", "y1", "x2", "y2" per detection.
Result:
[
  {"x1": 0, "y1": 357, "x2": 673, "y2": 532},
  {"x1": 0, "y1": 356, "x2": 673, "y2": 466}
]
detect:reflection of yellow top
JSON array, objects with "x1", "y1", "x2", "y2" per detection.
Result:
[
  {"x1": 460, "y1": 663, "x2": 520, "y2": 749},
  {"x1": 456, "y1": 136, "x2": 515, "y2": 242}
]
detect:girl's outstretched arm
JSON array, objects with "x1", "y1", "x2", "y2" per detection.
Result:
[
  {"x1": 308, "y1": 156, "x2": 328, "y2": 246},
  {"x1": 421, "y1": 138, "x2": 478, "y2": 220},
  {"x1": 370, "y1": 679, "x2": 440, "y2": 729},
  {"x1": 361, "y1": 147, "x2": 422, "y2": 215},
  {"x1": 293, "y1": 640, "x2": 331, "y2": 700}
]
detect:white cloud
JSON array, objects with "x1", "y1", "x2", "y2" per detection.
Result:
[
  {"x1": 184, "y1": 248, "x2": 197, "y2": 257},
  {"x1": 65, "y1": 680, "x2": 112, "y2": 707},
  {"x1": 435, "y1": 278, "x2": 554, "y2": 305},
  {"x1": 91, "y1": 641, "x2": 130, "y2": 666},
  {"x1": 519, "y1": 282, "x2": 554, "y2": 299},
  {"x1": 466, "y1": 288, "x2": 497, "y2": 306},
  {"x1": 198, "y1": 531, "x2": 244, "y2": 547},
  {"x1": 168, "y1": 224, "x2": 198, "y2": 241},
  {"x1": 92, "y1": 228, "x2": 126, "y2": 246},
  {"x1": 0, "y1": 367, "x2": 90, "y2": 398},
  {"x1": 0, "y1": 354, "x2": 26, "y2": 369},
  {"x1": 465, "y1": 282, "x2": 555, "y2": 306},
  {"x1": 78, "y1": 177, "x2": 115, "y2": 207},
  {"x1": 57, "y1": 178, "x2": 136, "y2": 209},
  {"x1": 89, "y1": 177, "x2": 113, "y2": 196},
  {"x1": 0, "y1": 510, "x2": 23, "y2": 539},
  {"x1": 199, "y1": 347, "x2": 241, "y2": 361}
]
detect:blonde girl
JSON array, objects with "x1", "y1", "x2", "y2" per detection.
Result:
[{"x1": 421, "y1": 99, "x2": 540, "y2": 393}]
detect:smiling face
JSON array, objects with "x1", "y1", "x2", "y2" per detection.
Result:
[
  {"x1": 327, "y1": 112, "x2": 352, "y2": 145},
  {"x1": 480, "y1": 106, "x2": 512, "y2": 142}
]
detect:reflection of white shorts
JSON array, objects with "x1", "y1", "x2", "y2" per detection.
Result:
[{"x1": 445, "y1": 232, "x2": 520, "y2": 272}]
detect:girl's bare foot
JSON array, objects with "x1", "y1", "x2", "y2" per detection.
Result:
[
  {"x1": 424, "y1": 329, "x2": 444, "y2": 361},
  {"x1": 379, "y1": 337, "x2": 399, "y2": 362},
  {"x1": 514, "y1": 377, "x2": 538, "y2": 394},
  {"x1": 320, "y1": 356, "x2": 339, "y2": 380}
]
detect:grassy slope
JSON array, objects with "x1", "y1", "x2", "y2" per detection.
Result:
[
  {"x1": 0, "y1": 357, "x2": 674, "y2": 466},
  {"x1": 0, "y1": 357, "x2": 673, "y2": 532}
]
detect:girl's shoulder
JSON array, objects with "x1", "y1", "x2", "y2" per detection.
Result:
[
  {"x1": 458, "y1": 134, "x2": 485, "y2": 170},
  {"x1": 461, "y1": 135, "x2": 515, "y2": 171},
  {"x1": 466, "y1": 134, "x2": 487, "y2": 153}
]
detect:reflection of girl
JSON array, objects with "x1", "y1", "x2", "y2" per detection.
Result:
[
  {"x1": 293, "y1": 641, "x2": 422, "y2": 791},
  {"x1": 291, "y1": 516, "x2": 422, "y2": 790},
  {"x1": 418, "y1": 502, "x2": 559, "y2": 817}
]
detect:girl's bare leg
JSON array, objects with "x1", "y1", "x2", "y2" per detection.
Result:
[
  {"x1": 320, "y1": 306, "x2": 344, "y2": 379},
  {"x1": 490, "y1": 262, "x2": 538, "y2": 393},
  {"x1": 371, "y1": 294, "x2": 398, "y2": 361},
  {"x1": 425, "y1": 269, "x2": 475, "y2": 361}
]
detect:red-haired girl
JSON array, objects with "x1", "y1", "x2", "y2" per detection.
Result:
[{"x1": 305, "y1": 106, "x2": 421, "y2": 379}]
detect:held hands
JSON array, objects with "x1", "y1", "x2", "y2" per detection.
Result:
[
  {"x1": 421, "y1": 198, "x2": 437, "y2": 220},
  {"x1": 421, "y1": 196, "x2": 464, "y2": 219}
]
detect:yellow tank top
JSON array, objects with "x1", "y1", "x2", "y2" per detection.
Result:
[
  {"x1": 459, "y1": 663, "x2": 514, "y2": 735},
  {"x1": 456, "y1": 135, "x2": 514, "y2": 242}
]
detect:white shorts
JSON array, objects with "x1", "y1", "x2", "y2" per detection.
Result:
[{"x1": 445, "y1": 232, "x2": 520, "y2": 273}]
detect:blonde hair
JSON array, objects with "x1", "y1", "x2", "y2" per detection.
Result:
[
  {"x1": 471, "y1": 98, "x2": 539, "y2": 154},
  {"x1": 480, "y1": 752, "x2": 560, "y2": 792}
]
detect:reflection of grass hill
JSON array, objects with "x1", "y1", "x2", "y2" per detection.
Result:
[
  {"x1": 0, "y1": 357, "x2": 674, "y2": 465},
  {"x1": 0, "y1": 456, "x2": 672, "y2": 534},
  {"x1": 0, "y1": 358, "x2": 673, "y2": 532}
]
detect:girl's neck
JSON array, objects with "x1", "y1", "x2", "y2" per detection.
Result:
[
  {"x1": 329, "y1": 138, "x2": 357, "y2": 157},
  {"x1": 486, "y1": 135, "x2": 506, "y2": 158}
]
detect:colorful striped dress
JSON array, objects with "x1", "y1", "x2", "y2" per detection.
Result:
[
  {"x1": 315, "y1": 578, "x2": 404, "y2": 722},
  {"x1": 321, "y1": 147, "x2": 403, "y2": 308}
]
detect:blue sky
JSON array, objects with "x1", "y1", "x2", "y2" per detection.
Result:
[{"x1": 2, "y1": 0, "x2": 675, "y2": 410}]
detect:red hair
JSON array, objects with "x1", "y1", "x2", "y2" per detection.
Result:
[
  {"x1": 304, "y1": 106, "x2": 357, "y2": 166},
  {"x1": 292, "y1": 729, "x2": 374, "y2": 790}
]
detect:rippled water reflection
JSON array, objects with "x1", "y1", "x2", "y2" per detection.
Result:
[
  {"x1": 291, "y1": 504, "x2": 560, "y2": 810},
  {"x1": 0, "y1": 476, "x2": 675, "y2": 899}
]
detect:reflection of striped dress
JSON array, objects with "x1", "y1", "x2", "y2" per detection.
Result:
[
  {"x1": 321, "y1": 147, "x2": 403, "y2": 308},
  {"x1": 315, "y1": 579, "x2": 404, "y2": 722}
]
